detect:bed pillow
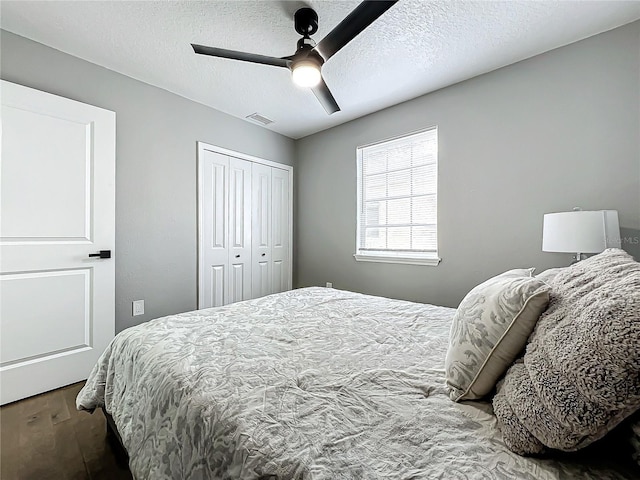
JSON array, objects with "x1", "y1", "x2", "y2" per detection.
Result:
[
  {"x1": 493, "y1": 249, "x2": 640, "y2": 455},
  {"x1": 445, "y1": 268, "x2": 550, "y2": 402},
  {"x1": 535, "y1": 267, "x2": 565, "y2": 284}
]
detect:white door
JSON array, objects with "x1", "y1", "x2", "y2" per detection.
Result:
[
  {"x1": 271, "y1": 167, "x2": 291, "y2": 294},
  {"x1": 251, "y1": 162, "x2": 272, "y2": 298},
  {"x1": 199, "y1": 150, "x2": 229, "y2": 308},
  {"x1": 228, "y1": 157, "x2": 252, "y2": 303},
  {"x1": 0, "y1": 81, "x2": 115, "y2": 405}
]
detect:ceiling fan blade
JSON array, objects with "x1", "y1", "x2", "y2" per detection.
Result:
[
  {"x1": 312, "y1": 77, "x2": 340, "y2": 114},
  {"x1": 191, "y1": 44, "x2": 291, "y2": 68},
  {"x1": 313, "y1": 0, "x2": 398, "y2": 61}
]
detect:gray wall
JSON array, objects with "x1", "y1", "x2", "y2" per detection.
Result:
[
  {"x1": 3, "y1": 20, "x2": 639, "y2": 323},
  {"x1": 1, "y1": 30, "x2": 296, "y2": 332},
  {"x1": 295, "y1": 21, "x2": 640, "y2": 308}
]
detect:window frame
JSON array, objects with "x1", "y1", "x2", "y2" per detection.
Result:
[{"x1": 354, "y1": 126, "x2": 441, "y2": 266}]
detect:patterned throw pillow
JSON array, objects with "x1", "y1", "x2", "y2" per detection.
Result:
[{"x1": 445, "y1": 269, "x2": 550, "y2": 402}]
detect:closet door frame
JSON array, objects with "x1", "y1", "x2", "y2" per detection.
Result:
[{"x1": 196, "y1": 142, "x2": 293, "y2": 309}]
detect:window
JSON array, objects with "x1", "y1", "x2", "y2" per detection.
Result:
[{"x1": 355, "y1": 127, "x2": 439, "y2": 266}]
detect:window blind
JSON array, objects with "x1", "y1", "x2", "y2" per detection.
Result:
[{"x1": 357, "y1": 127, "x2": 438, "y2": 259}]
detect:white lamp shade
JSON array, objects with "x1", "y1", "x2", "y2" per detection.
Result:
[{"x1": 542, "y1": 210, "x2": 621, "y2": 253}]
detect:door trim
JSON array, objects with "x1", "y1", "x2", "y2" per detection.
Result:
[{"x1": 196, "y1": 142, "x2": 293, "y2": 309}]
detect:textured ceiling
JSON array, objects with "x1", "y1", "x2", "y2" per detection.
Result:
[{"x1": 2, "y1": 1, "x2": 639, "y2": 139}]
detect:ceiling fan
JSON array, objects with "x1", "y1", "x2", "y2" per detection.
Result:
[{"x1": 191, "y1": 1, "x2": 398, "y2": 115}]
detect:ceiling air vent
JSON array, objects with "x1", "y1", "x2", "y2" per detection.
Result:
[{"x1": 246, "y1": 113, "x2": 274, "y2": 126}]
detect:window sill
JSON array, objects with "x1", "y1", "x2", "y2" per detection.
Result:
[{"x1": 353, "y1": 253, "x2": 441, "y2": 266}]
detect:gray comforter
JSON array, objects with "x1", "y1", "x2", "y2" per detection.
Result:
[{"x1": 77, "y1": 287, "x2": 637, "y2": 479}]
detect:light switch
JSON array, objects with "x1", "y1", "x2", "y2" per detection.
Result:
[{"x1": 132, "y1": 300, "x2": 144, "y2": 316}]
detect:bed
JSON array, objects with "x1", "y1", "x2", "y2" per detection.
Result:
[{"x1": 77, "y1": 286, "x2": 639, "y2": 479}]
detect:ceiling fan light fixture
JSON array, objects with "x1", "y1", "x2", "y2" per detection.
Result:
[
  {"x1": 292, "y1": 60, "x2": 321, "y2": 88},
  {"x1": 192, "y1": 2, "x2": 399, "y2": 113}
]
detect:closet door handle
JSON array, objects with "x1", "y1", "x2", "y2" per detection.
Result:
[
  {"x1": 89, "y1": 250, "x2": 111, "y2": 259},
  {"x1": 235, "y1": 254, "x2": 240, "y2": 258},
  {"x1": 261, "y1": 253, "x2": 266, "y2": 257}
]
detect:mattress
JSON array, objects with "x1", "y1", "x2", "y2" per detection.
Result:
[{"x1": 77, "y1": 287, "x2": 637, "y2": 479}]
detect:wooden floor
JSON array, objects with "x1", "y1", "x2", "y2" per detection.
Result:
[{"x1": 0, "y1": 382, "x2": 132, "y2": 480}]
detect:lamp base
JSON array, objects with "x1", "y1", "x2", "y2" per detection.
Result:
[{"x1": 571, "y1": 252, "x2": 587, "y2": 264}]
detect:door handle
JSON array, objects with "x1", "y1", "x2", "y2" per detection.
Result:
[
  {"x1": 89, "y1": 250, "x2": 111, "y2": 259},
  {"x1": 235, "y1": 254, "x2": 240, "y2": 258},
  {"x1": 261, "y1": 253, "x2": 266, "y2": 257}
]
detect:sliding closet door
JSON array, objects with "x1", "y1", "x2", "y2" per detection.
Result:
[
  {"x1": 251, "y1": 163, "x2": 272, "y2": 298},
  {"x1": 228, "y1": 158, "x2": 252, "y2": 303},
  {"x1": 200, "y1": 151, "x2": 229, "y2": 308},
  {"x1": 271, "y1": 167, "x2": 291, "y2": 293}
]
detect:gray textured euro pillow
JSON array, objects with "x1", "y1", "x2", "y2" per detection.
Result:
[
  {"x1": 493, "y1": 248, "x2": 640, "y2": 455},
  {"x1": 445, "y1": 269, "x2": 550, "y2": 402}
]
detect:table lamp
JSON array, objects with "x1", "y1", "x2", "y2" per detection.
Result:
[{"x1": 542, "y1": 209, "x2": 621, "y2": 262}]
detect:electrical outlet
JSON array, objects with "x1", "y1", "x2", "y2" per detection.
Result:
[
  {"x1": 326, "y1": 282, "x2": 333, "y2": 288},
  {"x1": 132, "y1": 300, "x2": 144, "y2": 316}
]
